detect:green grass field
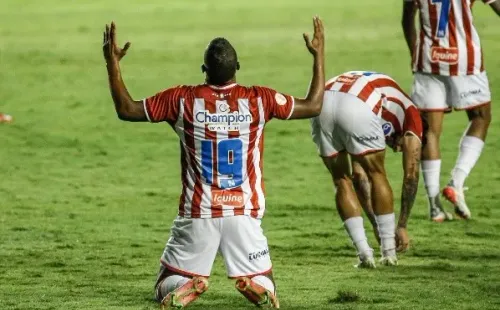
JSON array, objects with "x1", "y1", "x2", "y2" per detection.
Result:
[{"x1": 1, "y1": 0, "x2": 500, "y2": 309}]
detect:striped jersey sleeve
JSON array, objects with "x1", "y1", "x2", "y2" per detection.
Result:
[
  {"x1": 143, "y1": 86, "x2": 185, "y2": 123},
  {"x1": 253, "y1": 87, "x2": 295, "y2": 121}
]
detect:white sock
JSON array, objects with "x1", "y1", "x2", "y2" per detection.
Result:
[
  {"x1": 343, "y1": 216, "x2": 373, "y2": 258},
  {"x1": 375, "y1": 213, "x2": 396, "y2": 257},
  {"x1": 159, "y1": 275, "x2": 190, "y2": 299},
  {"x1": 451, "y1": 135, "x2": 484, "y2": 189},
  {"x1": 421, "y1": 159, "x2": 441, "y2": 198},
  {"x1": 252, "y1": 275, "x2": 275, "y2": 295}
]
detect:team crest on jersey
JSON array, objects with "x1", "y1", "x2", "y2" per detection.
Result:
[
  {"x1": 217, "y1": 101, "x2": 230, "y2": 113},
  {"x1": 196, "y1": 101, "x2": 252, "y2": 131},
  {"x1": 382, "y1": 122, "x2": 394, "y2": 137},
  {"x1": 275, "y1": 93, "x2": 287, "y2": 106}
]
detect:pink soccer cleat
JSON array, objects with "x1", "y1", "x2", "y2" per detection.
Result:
[
  {"x1": 235, "y1": 277, "x2": 279, "y2": 308},
  {"x1": 442, "y1": 184, "x2": 471, "y2": 220},
  {"x1": 160, "y1": 277, "x2": 209, "y2": 309}
]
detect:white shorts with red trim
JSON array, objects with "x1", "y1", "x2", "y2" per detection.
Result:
[
  {"x1": 311, "y1": 91, "x2": 386, "y2": 157},
  {"x1": 411, "y1": 71, "x2": 491, "y2": 111},
  {"x1": 159, "y1": 216, "x2": 272, "y2": 278}
]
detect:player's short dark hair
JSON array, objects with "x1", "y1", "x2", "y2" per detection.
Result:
[{"x1": 203, "y1": 37, "x2": 239, "y2": 85}]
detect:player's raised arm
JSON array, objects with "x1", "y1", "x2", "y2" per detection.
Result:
[
  {"x1": 288, "y1": 16, "x2": 325, "y2": 120},
  {"x1": 103, "y1": 22, "x2": 147, "y2": 122},
  {"x1": 488, "y1": 0, "x2": 500, "y2": 16},
  {"x1": 401, "y1": 0, "x2": 417, "y2": 58}
]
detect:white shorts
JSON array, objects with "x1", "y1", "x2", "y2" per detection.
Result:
[
  {"x1": 411, "y1": 71, "x2": 491, "y2": 111},
  {"x1": 159, "y1": 216, "x2": 272, "y2": 278},
  {"x1": 311, "y1": 91, "x2": 386, "y2": 157}
]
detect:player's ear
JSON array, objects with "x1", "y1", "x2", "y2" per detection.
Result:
[
  {"x1": 201, "y1": 64, "x2": 207, "y2": 73},
  {"x1": 236, "y1": 62, "x2": 240, "y2": 70}
]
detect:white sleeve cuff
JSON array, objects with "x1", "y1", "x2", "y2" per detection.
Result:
[
  {"x1": 285, "y1": 97, "x2": 296, "y2": 120},
  {"x1": 142, "y1": 99, "x2": 152, "y2": 122}
]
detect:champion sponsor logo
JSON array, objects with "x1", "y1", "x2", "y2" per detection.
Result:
[
  {"x1": 430, "y1": 47, "x2": 458, "y2": 64},
  {"x1": 382, "y1": 122, "x2": 394, "y2": 136},
  {"x1": 211, "y1": 189, "x2": 244, "y2": 207},
  {"x1": 196, "y1": 110, "x2": 252, "y2": 131},
  {"x1": 248, "y1": 248, "x2": 270, "y2": 261},
  {"x1": 460, "y1": 89, "x2": 482, "y2": 99}
]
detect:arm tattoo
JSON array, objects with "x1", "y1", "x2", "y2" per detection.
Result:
[
  {"x1": 399, "y1": 146, "x2": 420, "y2": 228},
  {"x1": 399, "y1": 177, "x2": 418, "y2": 228}
]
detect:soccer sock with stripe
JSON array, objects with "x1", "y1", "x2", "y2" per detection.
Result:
[
  {"x1": 343, "y1": 216, "x2": 373, "y2": 258},
  {"x1": 421, "y1": 159, "x2": 441, "y2": 198},
  {"x1": 375, "y1": 213, "x2": 396, "y2": 257},
  {"x1": 451, "y1": 135, "x2": 484, "y2": 190}
]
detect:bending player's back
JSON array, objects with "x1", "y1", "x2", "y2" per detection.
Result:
[
  {"x1": 325, "y1": 71, "x2": 413, "y2": 114},
  {"x1": 143, "y1": 83, "x2": 295, "y2": 219}
]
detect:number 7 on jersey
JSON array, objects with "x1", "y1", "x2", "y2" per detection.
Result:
[{"x1": 431, "y1": 0, "x2": 451, "y2": 38}]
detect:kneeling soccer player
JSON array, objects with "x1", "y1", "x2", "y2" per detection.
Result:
[
  {"x1": 311, "y1": 71, "x2": 424, "y2": 267},
  {"x1": 102, "y1": 18, "x2": 325, "y2": 309}
]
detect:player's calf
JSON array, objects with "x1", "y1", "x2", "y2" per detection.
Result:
[
  {"x1": 235, "y1": 276, "x2": 279, "y2": 308},
  {"x1": 157, "y1": 276, "x2": 209, "y2": 309}
]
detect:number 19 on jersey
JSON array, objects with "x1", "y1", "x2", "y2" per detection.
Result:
[{"x1": 201, "y1": 139, "x2": 244, "y2": 189}]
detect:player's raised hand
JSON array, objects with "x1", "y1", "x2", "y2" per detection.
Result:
[
  {"x1": 103, "y1": 21, "x2": 131, "y2": 63},
  {"x1": 303, "y1": 16, "x2": 324, "y2": 56}
]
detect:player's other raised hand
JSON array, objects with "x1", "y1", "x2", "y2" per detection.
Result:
[
  {"x1": 103, "y1": 22, "x2": 131, "y2": 63},
  {"x1": 303, "y1": 16, "x2": 324, "y2": 57}
]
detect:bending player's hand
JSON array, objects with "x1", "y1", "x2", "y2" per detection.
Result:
[
  {"x1": 103, "y1": 21, "x2": 131, "y2": 63},
  {"x1": 303, "y1": 16, "x2": 324, "y2": 57},
  {"x1": 396, "y1": 227, "x2": 410, "y2": 253}
]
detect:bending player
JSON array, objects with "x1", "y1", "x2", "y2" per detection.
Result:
[
  {"x1": 311, "y1": 71, "x2": 424, "y2": 267},
  {"x1": 351, "y1": 86, "x2": 427, "y2": 253},
  {"x1": 402, "y1": 0, "x2": 500, "y2": 220},
  {"x1": 103, "y1": 17, "x2": 324, "y2": 309}
]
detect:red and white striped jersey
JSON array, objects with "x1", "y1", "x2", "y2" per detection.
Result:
[
  {"x1": 408, "y1": 0, "x2": 495, "y2": 76},
  {"x1": 143, "y1": 83, "x2": 295, "y2": 219},
  {"x1": 325, "y1": 71, "x2": 423, "y2": 140}
]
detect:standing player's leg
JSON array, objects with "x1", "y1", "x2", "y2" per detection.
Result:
[
  {"x1": 220, "y1": 216, "x2": 279, "y2": 308},
  {"x1": 411, "y1": 73, "x2": 452, "y2": 222},
  {"x1": 155, "y1": 217, "x2": 219, "y2": 309},
  {"x1": 421, "y1": 111, "x2": 452, "y2": 222},
  {"x1": 323, "y1": 152, "x2": 375, "y2": 268},
  {"x1": 352, "y1": 150, "x2": 397, "y2": 266},
  {"x1": 443, "y1": 72, "x2": 492, "y2": 219},
  {"x1": 351, "y1": 160, "x2": 380, "y2": 244}
]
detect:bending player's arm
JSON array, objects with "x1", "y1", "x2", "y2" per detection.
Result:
[
  {"x1": 488, "y1": 0, "x2": 500, "y2": 16},
  {"x1": 103, "y1": 22, "x2": 147, "y2": 122},
  {"x1": 397, "y1": 134, "x2": 421, "y2": 229},
  {"x1": 401, "y1": 0, "x2": 417, "y2": 58},
  {"x1": 288, "y1": 16, "x2": 325, "y2": 120}
]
